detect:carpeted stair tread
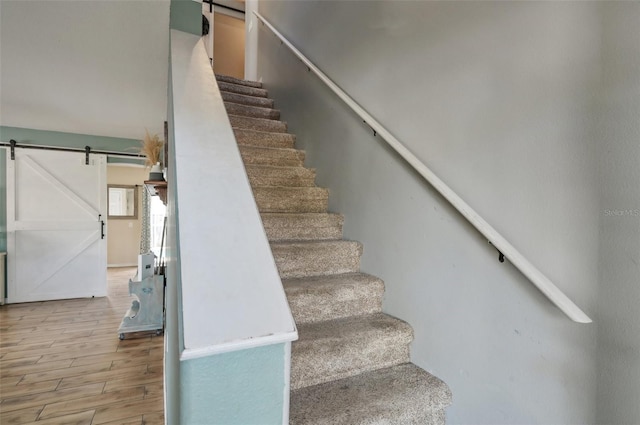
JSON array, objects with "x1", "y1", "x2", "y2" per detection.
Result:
[
  {"x1": 254, "y1": 187, "x2": 328, "y2": 213},
  {"x1": 291, "y1": 313, "x2": 413, "y2": 389},
  {"x1": 224, "y1": 101, "x2": 280, "y2": 120},
  {"x1": 221, "y1": 91, "x2": 275, "y2": 109},
  {"x1": 284, "y1": 273, "x2": 383, "y2": 323},
  {"x1": 215, "y1": 74, "x2": 263, "y2": 88},
  {"x1": 290, "y1": 363, "x2": 452, "y2": 425},
  {"x1": 261, "y1": 212, "x2": 343, "y2": 240},
  {"x1": 271, "y1": 240, "x2": 362, "y2": 278},
  {"x1": 234, "y1": 128, "x2": 296, "y2": 149},
  {"x1": 229, "y1": 114, "x2": 288, "y2": 133},
  {"x1": 218, "y1": 80, "x2": 268, "y2": 98},
  {"x1": 239, "y1": 145, "x2": 305, "y2": 167},
  {"x1": 247, "y1": 165, "x2": 316, "y2": 188}
]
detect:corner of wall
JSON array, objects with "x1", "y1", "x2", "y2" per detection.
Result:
[
  {"x1": 0, "y1": 148, "x2": 6, "y2": 253},
  {"x1": 170, "y1": 0, "x2": 202, "y2": 36}
]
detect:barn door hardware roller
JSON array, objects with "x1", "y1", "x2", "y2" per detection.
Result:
[
  {"x1": 10, "y1": 139, "x2": 16, "y2": 160},
  {"x1": 85, "y1": 146, "x2": 91, "y2": 165}
]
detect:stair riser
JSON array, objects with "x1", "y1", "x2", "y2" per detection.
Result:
[
  {"x1": 247, "y1": 167, "x2": 316, "y2": 188},
  {"x1": 254, "y1": 188, "x2": 328, "y2": 214},
  {"x1": 289, "y1": 363, "x2": 452, "y2": 425},
  {"x1": 218, "y1": 81, "x2": 268, "y2": 98},
  {"x1": 221, "y1": 91, "x2": 274, "y2": 108},
  {"x1": 233, "y1": 129, "x2": 295, "y2": 149},
  {"x1": 261, "y1": 213, "x2": 343, "y2": 241},
  {"x1": 285, "y1": 277, "x2": 383, "y2": 324},
  {"x1": 240, "y1": 147, "x2": 304, "y2": 167},
  {"x1": 291, "y1": 315, "x2": 413, "y2": 390},
  {"x1": 293, "y1": 344, "x2": 409, "y2": 390},
  {"x1": 224, "y1": 102, "x2": 280, "y2": 120},
  {"x1": 230, "y1": 115, "x2": 287, "y2": 133},
  {"x1": 216, "y1": 74, "x2": 263, "y2": 88},
  {"x1": 265, "y1": 225, "x2": 342, "y2": 241},
  {"x1": 271, "y1": 241, "x2": 362, "y2": 279}
]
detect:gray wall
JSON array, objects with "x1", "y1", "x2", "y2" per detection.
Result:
[
  {"x1": 596, "y1": 3, "x2": 640, "y2": 424},
  {"x1": 0, "y1": 1, "x2": 169, "y2": 140},
  {"x1": 257, "y1": 1, "x2": 637, "y2": 423}
]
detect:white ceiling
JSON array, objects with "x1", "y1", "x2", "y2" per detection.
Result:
[{"x1": 0, "y1": 0, "x2": 171, "y2": 141}]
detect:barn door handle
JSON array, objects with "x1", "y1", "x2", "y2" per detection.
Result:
[{"x1": 99, "y1": 214, "x2": 105, "y2": 239}]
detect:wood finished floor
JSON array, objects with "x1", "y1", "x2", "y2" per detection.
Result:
[{"x1": 0, "y1": 267, "x2": 164, "y2": 425}]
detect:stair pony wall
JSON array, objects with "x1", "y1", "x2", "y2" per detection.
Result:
[
  {"x1": 254, "y1": 1, "x2": 608, "y2": 423},
  {"x1": 165, "y1": 30, "x2": 296, "y2": 425}
]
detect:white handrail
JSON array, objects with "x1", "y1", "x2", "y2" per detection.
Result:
[{"x1": 254, "y1": 12, "x2": 592, "y2": 324}]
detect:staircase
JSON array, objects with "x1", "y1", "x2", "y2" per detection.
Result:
[{"x1": 216, "y1": 74, "x2": 452, "y2": 424}]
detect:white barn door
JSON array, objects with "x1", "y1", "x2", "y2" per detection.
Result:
[{"x1": 6, "y1": 149, "x2": 107, "y2": 303}]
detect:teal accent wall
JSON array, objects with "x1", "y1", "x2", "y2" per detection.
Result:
[
  {"x1": 170, "y1": 0, "x2": 202, "y2": 36},
  {"x1": 107, "y1": 157, "x2": 145, "y2": 166},
  {"x1": 0, "y1": 126, "x2": 140, "y2": 152},
  {"x1": 180, "y1": 343, "x2": 286, "y2": 424}
]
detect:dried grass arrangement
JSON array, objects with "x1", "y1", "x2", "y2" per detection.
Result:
[{"x1": 139, "y1": 130, "x2": 164, "y2": 167}]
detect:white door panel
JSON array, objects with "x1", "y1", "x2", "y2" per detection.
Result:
[{"x1": 6, "y1": 149, "x2": 107, "y2": 303}]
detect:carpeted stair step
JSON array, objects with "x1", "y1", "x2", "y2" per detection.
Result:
[
  {"x1": 261, "y1": 213, "x2": 343, "y2": 241},
  {"x1": 270, "y1": 240, "x2": 362, "y2": 279},
  {"x1": 230, "y1": 114, "x2": 288, "y2": 133},
  {"x1": 239, "y1": 146, "x2": 305, "y2": 167},
  {"x1": 253, "y1": 187, "x2": 328, "y2": 213},
  {"x1": 291, "y1": 313, "x2": 413, "y2": 390},
  {"x1": 290, "y1": 363, "x2": 453, "y2": 425},
  {"x1": 224, "y1": 102, "x2": 280, "y2": 120},
  {"x1": 218, "y1": 80, "x2": 268, "y2": 98},
  {"x1": 215, "y1": 74, "x2": 263, "y2": 88},
  {"x1": 284, "y1": 273, "x2": 383, "y2": 324},
  {"x1": 221, "y1": 91, "x2": 275, "y2": 109},
  {"x1": 247, "y1": 166, "x2": 316, "y2": 188},
  {"x1": 233, "y1": 128, "x2": 295, "y2": 149}
]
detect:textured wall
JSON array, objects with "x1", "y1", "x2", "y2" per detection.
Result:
[
  {"x1": 180, "y1": 343, "x2": 287, "y2": 424},
  {"x1": 0, "y1": 1, "x2": 170, "y2": 139},
  {"x1": 170, "y1": 0, "x2": 202, "y2": 36},
  {"x1": 595, "y1": 3, "x2": 640, "y2": 423},
  {"x1": 255, "y1": 1, "x2": 616, "y2": 423},
  {"x1": 106, "y1": 165, "x2": 147, "y2": 267},
  {"x1": 214, "y1": 13, "x2": 246, "y2": 79}
]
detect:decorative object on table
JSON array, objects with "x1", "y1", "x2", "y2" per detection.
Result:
[
  {"x1": 138, "y1": 129, "x2": 164, "y2": 180},
  {"x1": 149, "y1": 162, "x2": 163, "y2": 181}
]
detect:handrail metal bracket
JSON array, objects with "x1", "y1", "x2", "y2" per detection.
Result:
[{"x1": 488, "y1": 240, "x2": 505, "y2": 263}]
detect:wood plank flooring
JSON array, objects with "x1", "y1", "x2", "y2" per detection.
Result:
[{"x1": 0, "y1": 267, "x2": 164, "y2": 425}]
